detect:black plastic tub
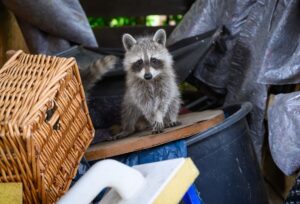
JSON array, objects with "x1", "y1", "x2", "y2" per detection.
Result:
[{"x1": 186, "y1": 102, "x2": 269, "y2": 204}]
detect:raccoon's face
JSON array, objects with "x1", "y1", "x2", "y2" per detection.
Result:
[
  {"x1": 122, "y1": 29, "x2": 173, "y2": 80},
  {"x1": 129, "y1": 51, "x2": 164, "y2": 80}
]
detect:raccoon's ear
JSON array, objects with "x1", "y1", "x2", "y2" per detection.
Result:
[
  {"x1": 122, "y1": 34, "x2": 137, "y2": 51},
  {"x1": 153, "y1": 29, "x2": 166, "y2": 46}
]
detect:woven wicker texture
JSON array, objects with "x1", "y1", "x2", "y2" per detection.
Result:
[{"x1": 0, "y1": 51, "x2": 94, "y2": 203}]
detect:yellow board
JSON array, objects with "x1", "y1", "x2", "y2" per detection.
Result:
[
  {"x1": 0, "y1": 183, "x2": 22, "y2": 204},
  {"x1": 154, "y1": 158, "x2": 199, "y2": 204}
]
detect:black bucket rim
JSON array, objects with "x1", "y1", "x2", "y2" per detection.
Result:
[{"x1": 186, "y1": 102, "x2": 253, "y2": 146}]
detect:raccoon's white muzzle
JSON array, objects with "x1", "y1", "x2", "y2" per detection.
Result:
[{"x1": 137, "y1": 67, "x2": 161, "y2": 80}]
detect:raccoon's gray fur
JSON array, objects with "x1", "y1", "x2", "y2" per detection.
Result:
[
  {"x1": 116, "y1": 29, "x2": 181, "y2": 138},
  {"x1": 80, "y1": 55, "x2": 117, "y2": 95}
]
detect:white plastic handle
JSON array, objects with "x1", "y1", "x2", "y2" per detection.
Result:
[{"x1": 57, "y1": 159, "x2": 145, "y2": 204}]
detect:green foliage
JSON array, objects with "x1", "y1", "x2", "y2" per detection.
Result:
[
  {"x1": 168, "y1": 14, "x2": 183, "y2": 25},
  {"x1": 88, "y1": 17, "x2": 109, "y2": 28},
  {"x1": 88, "y1": 15, "x2": 183, "y2": 28},
  {"x1": 179, "y1": 82, "x2": 198, "y2": 92},
  {"x1": 145, "y1": 15, "x2": 160, "y2": 26}
]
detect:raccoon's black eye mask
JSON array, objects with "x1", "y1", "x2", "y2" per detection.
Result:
[
  {"x1": 150, "y1": 57, "x2": 163, "y2": 69},
  {"x1": 131, "y1": 58, "x2": 164, "y2": 72},
  {"x1": 132, "y1": 59, "x2": 143, "y2": 72}
]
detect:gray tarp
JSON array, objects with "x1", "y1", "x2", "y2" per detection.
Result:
[
  {"x1": 169, "y1": 0, "x2": 300, "y2": 163},
  {"x1": 258, "y1": 1, "x2": 300, "y2": 85},
  {"x1": 2, "y1": 0, "x2": 97, "y2": 54},
  {"x1": 268, "y1": 92, "x2": 300, "y2": 175}
]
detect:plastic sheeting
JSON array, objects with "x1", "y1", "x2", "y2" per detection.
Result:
[
  {"x1": 112, "y1": 140, "x2": 187, "y2": 166},
  {"x1": 168, "y1": 0, "x2": 300, "y2": 161},
  {"x1": 258, "y1": 0, "x2": 300, "y2": 85},
  {"x1": 268, "y1": 92, "x2": 300, "y2": 176},
  {"x1": 1, "y1": 0, "x2": 97, "y2": 54}
]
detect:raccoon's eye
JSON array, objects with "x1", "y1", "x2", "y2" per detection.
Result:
[
  {"x1": 136, "y1": 59, "x2": 143, "y2": 66},
  {"x1": 150, "y1": 58, "x2": 158, "y2": 64},
  {"x1": 150, "y1": 58, "x2": 163, "y2": 68},
  {"x1": 132, "y1": 59, "x2": 143, "y2": 72}
]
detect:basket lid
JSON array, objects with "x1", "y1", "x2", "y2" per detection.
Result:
[{"x1": 0, "y1": 50, "x2": 82, "y2": 127}]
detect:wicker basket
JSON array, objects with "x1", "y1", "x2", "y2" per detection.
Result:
[{"x1": 0, "y1": 51, "x2": 94, "y2": 203}]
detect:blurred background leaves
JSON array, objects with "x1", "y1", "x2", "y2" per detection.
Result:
[{"x1": 88, "y1": 15, "x2": 183, "y2": 28}]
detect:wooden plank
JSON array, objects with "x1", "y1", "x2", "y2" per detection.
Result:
[
  {"x1": 80, "y1": 0, "x2": 194, "y2": 17},
  {"x1": 85, "y1": 110, "x2": 225, "y2": 161},
  {"x1": 94, "y1": 26, "x2": 175, "y2": 48},
  {"x1": 0, "y1": 3, "x2": 28, "y2": 67}
]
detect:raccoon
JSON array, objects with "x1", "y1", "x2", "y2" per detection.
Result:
[
  {"x1": 79, "y1": 55, "x2": 117, "y2": 96},
  {"x1": 115, "y1": 29, "x2": 181, "y2": 138}
]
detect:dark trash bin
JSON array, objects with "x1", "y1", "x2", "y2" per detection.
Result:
[{"x1": 186, "y1": 102, "x2": 269, "y2": 204}]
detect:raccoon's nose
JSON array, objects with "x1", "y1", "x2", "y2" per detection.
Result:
[{"x1": 144, "y1": 73, "x2": 152, "y2": 80}]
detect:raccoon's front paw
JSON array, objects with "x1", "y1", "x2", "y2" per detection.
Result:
[
  {"x1": 166, "y1": 121, "x2": 182, "y2": 128},
  {"x1": 152, "y1": 121, "x2": 164, "y2": 134}
]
